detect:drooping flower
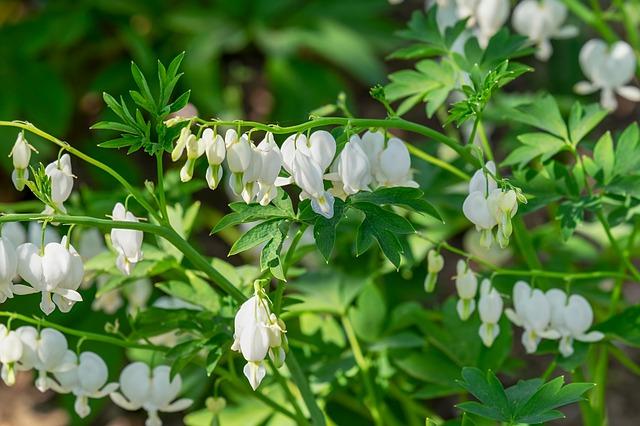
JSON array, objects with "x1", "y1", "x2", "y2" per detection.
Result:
[
  {"x1": 226, "y1": 130, "x2": 255, "y2": 196},
  {"x1": 179, "y1": 133, "x2": 204, "y2": 182},
  {"x1": 488, "y1": 189, "x2": 518, "y2": 248},
  {"x1": 478, "y1": 279, "x2": 503, "y2": 347},
  {"x1": 14, "y1": 241, "x2": 81, "y2": 315},
  {"x1": 10, "y1": 132, "x2": 35, "y2": 191},
  {"x1": 110, "y1": 362, "x2": 193, "y2": 426},
  {"x1": 575, "y1": 40, "x2": 640, "y2": 110},
  {"x1": 360, "y1": 130, "x2": 385, "y2": 179},
  {"x1": 293, "y1": 151, "x2": 335, "y2": 219},
  {"x1": 50, "y1": 351, "x2": 118, "y2": 418},
  {"x1": 374, "y1": 137, "x2": 418, "y2": 188},
  {"x1": 505, "y1": 281, "x2": 560, "y2": 353},
  {"x1": 231, "y1": 285, "x2": 287, "y2": 390},
  {"x1": 424, "y1": 250, "x2": 444, "y2": 293},
  {"x1": 0, "y1": 237, "x2": 19, "y2": 303},
  {"x1": 44, "y1": 154, "x2": 74, "y2": 214},
  {"x1": 171, "y1": 127, "x2": 192, "y2": 162},
  {"x1": 512, "y1": 0, "x2": 577, "y2": 61},
  {"x1": 1, "y1": 222, "x2": 27, "y2": 248},
  {"x1": 203, "y1": 128, "x2": 226, "y2": 190},
  {"x1": 463, "y1": 161, "x2": 498, "y2": 247},
  {"x1": 336, "y1": 136, "x2": 372, "y2": 195},
  {"x1": 110, "y1": 202, "x2": 144, "y2": 275},
  {"x1": 0, "y1": 325, "x2": 23, "y2": 385},
  {"x1": 459, "y1": 0, "x2": 511, "y2": 48},
  {"x1": 253, "y1": 133, "x2": 283, "y2": 206},
  {"x1": 15, "y1": 327, "x2": 75, "y2": 392},
  {"x1": 51, "y1": 236, "x2": 85, "y2": 313},
  {"x1": 546, "y1": 289, "x2": 604, "y2": 357},
  {"x1": 455, "y1": 260, "x2": 478, "y2": 320}
]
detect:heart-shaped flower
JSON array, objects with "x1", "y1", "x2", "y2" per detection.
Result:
[{"x1": 575, "y1": 39, "x2": 640, "y2": 110}]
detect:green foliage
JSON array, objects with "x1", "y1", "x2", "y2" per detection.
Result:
[
  {"x1": 92, "y1": 53, "x2": 190, "y2": 155},
  {"x1": 457, "y1": 367, "x2": 594, "y2": 424}
]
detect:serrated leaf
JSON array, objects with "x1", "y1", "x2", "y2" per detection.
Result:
[
  {"x1": 313, "y1": 198, "x2": 346, "y2": 261},
  {"x1": 212, "y1": 202, "x2": 293, "y2": 234},
  {"x1": 615, "y1": 123, "x2": 640, "y2": 175},
  {"x1": 507, "y1": 94, "x2": 568, "y2": 140},
  {"x1": 502, "y1": 132, "x2": 566, "y2": 167}
]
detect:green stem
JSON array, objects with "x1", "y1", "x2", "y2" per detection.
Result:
[
  {"x1": 512, "y1": 216, "x2": 544, "y2": 270},
  {"x1": 406, "y1": 144, "x2": 470, "y2": 180},
  {"x1": 156, "y1": 151, "x2": 169, "y2": 222},
  {"x1": 269, "y1": 361, "x2": 310, "y2": 425},
  {"x1": 286, "y1": 352, "x2": 326, "y2": 426},
  {"x1": 0, "y1": 311, "x2": 166, "y2": 352},
  {"x1": 0, "y1": 121, "x2": 161, "y2": 222},
  {"x1": 561, "y1": 0, "x2": 618, "y2": 43},
  {"x1": 341, "y1": 315, "x2": 384, "y2": 426}
]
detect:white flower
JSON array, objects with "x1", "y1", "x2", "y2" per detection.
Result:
[
  {"x1": 171, "y1": 127, "x2": 191, "y2": 162},
  {"x1": 1, "y1": 222, "x2": 27, "y2": 248},
  {"x1": 110, "y1": 202, "x2": 144, "y2": 275},
  {"x1": 203, "y1": 128, "x2": 226, "y2": 190},
  {"x1": 487, "y1": 189, "x2": 518, "y2": 248},
  {"x1": 44, "y1": 154, "x2": 74, "y2": 213},
  {"x1": 254, "y1": 133, "x2": 283, "y2": 206},
  {"x1": 50, "y1": 351, "x2": 119, "y2": 418},
  {"x1": 231, "y1": 291, "x2": 287, "y2": 390},
  {"x1": 293, "y1": 151, "x2": 335, "y2": 219},
  {"x1": 478, "y1": 279, "x2": 503, "y2": 347},
  {"x1": 110, "y1": 362, "x2": 193, "y2": 426},
  {"x1": 505, "y1": 281, "x2": 560, "y2": 353},
  {"x1": 546, "y1": 289, "x2": 604, "y2": 357},
  {"x1": 455, "y1": 260, "x2": 478, "y2": 320},
  {"x1": 375, "y1": 137, "x2": 418, "y2": 188},
  {"x1": 575, "y1": 40, "x2": 640, "y2": 110},
  {"x1": 179, "y1": 133, "x2": 204, "y2": 182},
  {"x1": 512, "y1": 0, "x2": 577, "y2": 61},
  {"x1": 10, "y1": 132, "x2": 34, "y2": 191},
  {"x1": 15, "y1": 327, "x2": 75, "y2": 391},
  {"x1": 424, "y1": 250, "x2": 444, "y2": 293},
  {"x1": 0, "y1": 237, "x2": 18, "y2": 303},
  {"x1": 336, "y1": 136, "x2": 372, "y2": 195},
  {"x1": 51, "y1": 236, "x2": 85, "y2": 313},
  {"x1": 463, "y1": 161, "x2": 498, "y2": 247},
  {"x1": 226, "y1": 130, "x2": 255, "y2": 196},
  {"x1": 0, "y1": 325, "x2": 23, "y2": 385},
  {"x1": 458, "y1": 0, "x2": 510, "y2": 48},
  {"x1": 28, "y1": 222, "x2": 60, "y2": 247},
  {"x1": 14, "y1": 241, "x2": 82, "y2": 315}
]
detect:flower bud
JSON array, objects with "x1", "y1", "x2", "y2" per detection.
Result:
[
  {"x1": 171, "y1": 127, "x2": 191, "y2": 162},
  {"x1": 179, "y1": 134, "x2": 202, "y2": 182},
  {"x1": 11, "y1": 133, "x2": 33, "y2": 191},
  {"x1": 227, "y1": 132, "x2": 254, "y2": 196},
  {"x1": 424, "y1": 250, "x2": 444, "y2": 293},
  {"x1": 455, "y1": 260, "x2": 478, "y2": 320}
]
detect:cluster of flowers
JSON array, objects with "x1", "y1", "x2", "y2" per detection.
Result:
[
  {"x1": 451, "y1": 261, "x2": 603, "y2": 356},
  {"x1": 0, "y1": 227, "x2": 84, "y2": 315},
  {"x1": 171, "y1": 126, "x2": 417, "y2": 219},
  {"x1": 429, "y1": 1, "x2": 640, "y2": 111},
  {"x1": 11, "y1": 133, "x2": 75, "y2": 213},
  {"x1": 231, "y1": 282, "x2": 287, "y2": 390},
  {"x1": 505, "y1": 281, "x2": 604, "y2": 357},
  {"x1": 454, "y1": 260, "x2": 504, "y2": 347},
  {"x1": 0, "y1": 325, "x2": 191, "y2": 425},
  {"x1": 462, "y1": 161, "x2": 524, "y2": 249}
]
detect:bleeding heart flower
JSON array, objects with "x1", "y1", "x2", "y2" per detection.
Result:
[
  {"x1": 44, "y1": 154, "x2": 74, "y2": 214},
  {"x1": 10, "y1": 132, "x2": 35, "y2": 191},
  {"x1": 203, "y1": 128, "x2": 226, "y2": 190},
  {"x1": 575, "y1": 39, "x2": 640, "y2": 110},
  {"x1": 478, "y1": 279, "x2": 503, "y2": 347},
  {"x1": 0, "y1": 325, "x2": 23, "y2": 385},
  {"x1": 455, "y1": 260, "x2": 478, "y2": 320},
  {"x1": 110, "y1": 202, "x2": 144, "y2": 275}
]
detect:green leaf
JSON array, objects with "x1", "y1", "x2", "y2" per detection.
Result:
[
  {"x1": 568, "y1": 102, "x2": 608, "y2": 144},
  {"x1": 313, "y1": 198, "x2": 346, "y2": 261},
  {"x1": 614, "y1": 123, "x2": 640, "y2": 176},
  {"x1": 350, "y1": 187, "x2": 443, "y2": 221},
  {"x1": 507, "y1": 94, "x2": 568, "y2": 140},
  {"x1": 212, "y1": 198, "x2": 293, "y2": 234},
  {"x1": 502, "y1": 132, "x2": 567, "y2": 167},
  {"x1": 593, "y1": 131, "x2": 615, "y2": 184},
  {"x1": 348, "y1": 282, "x2": 386, "y2": 342},
  {"x1": 595, "y1": 305, "x2": 640, "y2": 346},
  {"x1": 286, "y1": 270, "x2": 369, "y2": 315},
  {"x1": 229, "y1": 218, "x2": 284, "y2": 256},
  {"x1": 156, "y1": 271, "x2": 221, "y2": 312},
  {"x1": 130, "y1": 61, "x2": 156, "y2": 112}
]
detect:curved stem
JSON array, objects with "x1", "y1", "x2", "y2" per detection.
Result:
[
  {"x1": 0, "y1": 311, "x2": 166, "y2": 352},
  {"x1": 0, "y1": 121, "x2": 161, "y2": 221}
]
